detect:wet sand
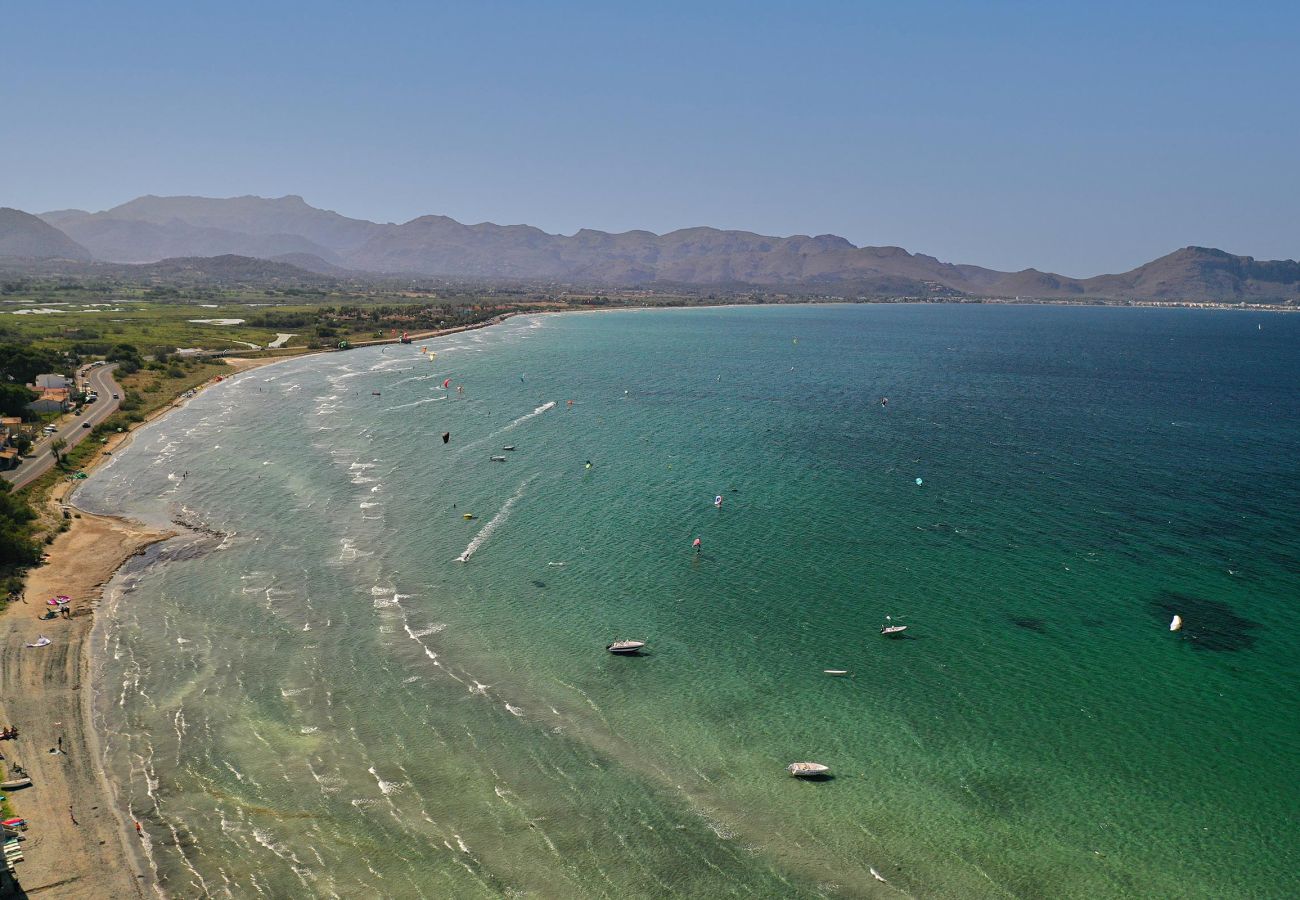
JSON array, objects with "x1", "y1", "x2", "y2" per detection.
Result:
[
  {"x1": 0, "y1": 333, "x2": 516, "y2": 896},
  {"x1": 0, "y1": 358, "x2": 285, "y2": 897},
  {"x1": 0, "y1": 509, "x2": 171, "y2": 898}
]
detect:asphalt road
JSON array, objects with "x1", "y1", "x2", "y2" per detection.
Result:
[{"x1": 3, "y1": 364, "x2": 122, "y2": 492}]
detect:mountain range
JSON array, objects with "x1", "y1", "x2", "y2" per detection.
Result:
[{"x1": 2, "y1": 195, "x2": 1297, "y2": 301}]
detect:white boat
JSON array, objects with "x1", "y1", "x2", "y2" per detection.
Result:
[
  {"x1": 606, "y1": 639, "x2": 645, "y2": 655},
  {"x1": 823, "y1": 669, "x2": 848, "y2": 676},
  {"x1": 490, "y1": 455, "x2": 507, "y2": 462},
  {"x1": 787, "y1": 762, "x2": 830, "y2": 778},
  {"x1": 502, "y1": 445, "x2": 516, "y2": 451},
  {"x1": 881, "y1": 615, "x2": 907, "y2": 637}
]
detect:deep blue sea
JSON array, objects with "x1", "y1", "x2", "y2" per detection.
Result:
[{"x1": 79, "y1": 305, "x2": 1300, "y2": 898}]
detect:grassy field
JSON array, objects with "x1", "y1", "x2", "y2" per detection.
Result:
[
  {"x1": 1, "y1": 296, "x2": 319, "y2": 353},
  {"x1": 0, "y1": 293, "x2": 582, "y2": 356}
]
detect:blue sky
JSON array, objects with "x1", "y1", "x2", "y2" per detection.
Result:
[{"x1": 3, "y1": 1, "x2": 1296, "y2": 275}]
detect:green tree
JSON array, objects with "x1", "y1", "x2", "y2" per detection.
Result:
[
  {"x1": 107, "y1": 343, "x2": 143, "y2": 374},
  {"x1": 0, "y1": 384, "x2": 37, "y2": 417},
  {"x1": 0, "y1": 343, "x2": 65, "y2": 384},
  {"x1": 0, "y1": 481, "x2": 41, "y2": 571}
]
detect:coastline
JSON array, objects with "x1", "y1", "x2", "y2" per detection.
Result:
[
  {"x1": 0, "y1": 313, "x2": 528, "y2": 896},
  {"x1": 6, "y1": 303, "x2": 1289, "y2": 896},
  {"x1": 0, "y1": 510, "x2": 171, "y2": 898},
  {"x1": 0, "y1": 354, "x2": 300, "y2": 897}
]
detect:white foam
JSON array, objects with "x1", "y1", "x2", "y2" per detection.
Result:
[
  {"x1": 455, "y1": 476, "x2": 535, "y2": 562},
  {"x1": 385, "y1": 396, "x2": 444, "y2": 412},
  {"x1": 504, "y1": 400, "x2": 556, "y2": 431},
  {"x1": 386, "y1": 372, "x2": 436, "y2": 389},
  {"x1": 368, "y1": 766, "x2": 406, "y2": 796}
]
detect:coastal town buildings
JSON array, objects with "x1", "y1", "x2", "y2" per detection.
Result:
[
  {"x1": 0, "y1": 417, "x2": 24, "y2": 469},
  {"x1": 25, "y1": 388, "x2": 70, "y2": 415},
  {"x1": 24, "y1": 374, "x2": 75, "y2": 415}
]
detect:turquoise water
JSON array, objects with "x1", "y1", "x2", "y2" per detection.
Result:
[{"x1": 80, "y1": 305, "x2": 1300, "y2": 898}]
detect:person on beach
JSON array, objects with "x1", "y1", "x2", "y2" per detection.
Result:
[{"x1": 135, "y1": 820, "x2": 143, "y2": 837}]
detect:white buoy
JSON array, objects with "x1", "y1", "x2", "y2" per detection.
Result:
[{"x1": 1170, "y1": 615, "x2": 1183, "y2": 632}]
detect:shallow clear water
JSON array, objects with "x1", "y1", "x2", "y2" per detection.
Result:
[{"x1": 81, "y1": 305, "x2": 1300, "y2": 898}]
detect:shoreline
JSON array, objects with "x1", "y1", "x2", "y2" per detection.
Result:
[
  {"x1": 0, "y1": 313, "x2": 531, "y2": 895},
  {"x1": 0, "y1": 354, "x2": 300, "y2": 897},
  {"x1": 3, "y1": 302, "x2": 1280, "y2": 895},
  {"x1": 0, "y1": 509, "x2": 172, "y2": 898}
]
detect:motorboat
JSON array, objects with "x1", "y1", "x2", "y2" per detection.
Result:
[
  {"x1": 490, "y1": 455, "x2": 507, "y2": 462},
  {"x1": 787, "y1": 762, "x2": 830, "y2": 778},
  {"x1": 606, "y1": 640, "x2": 645, "y2": 655},
  {"x1": 881, "y1": 615, "x2": 908, "y2": 637},
  {"x1": 502, "y1": 445, "x2": 516, "y2": 451}
]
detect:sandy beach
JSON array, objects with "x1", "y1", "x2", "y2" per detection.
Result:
[
  {"x1": 0, "y1": 328, "x2": 517, "y2": 896},
  {"x1": 0, "y1": 509, "x2": 170, "y2": 898},
  {"x1": 0, "y1": 355, "x2": 298, "y2": 897}
]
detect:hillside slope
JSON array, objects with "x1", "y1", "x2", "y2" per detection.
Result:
[{"x1": 0, "y1": 207, "x2": 93, "y2": 260}]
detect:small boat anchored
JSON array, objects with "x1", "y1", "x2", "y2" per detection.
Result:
[
  {"x1": 490, "y1": 455, "x2": 507, "y2": 462},
  {"x1": 880, "y1": 615, "x2": 907, "y2": 637},
  {"x1": 823, "y1": 669, "x2": 849, "y2": 676},
  {"x1": 787, "y1": 762, "x2": 830, "y2": 778},
  {"x1": 502, "y1": 445, "x2": 516, "y2": 451},
  {"x1": 606, "y1": 640, "x2": 646, "y2": 655}
]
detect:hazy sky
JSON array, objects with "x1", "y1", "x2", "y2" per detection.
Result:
[{"x1": 4, "y1": 1, "x2": 1297, "y2": 275}]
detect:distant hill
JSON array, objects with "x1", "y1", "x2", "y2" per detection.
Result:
[
  {"x1": 1069, "y1": 247, "x2": 1300, "y2": 300},
  {"x1": 26, "y1": 194, "x2": 1300, "y2": 301},
  {"x1": 127, "y1": 254, "x2": 337, "y2": 285},
  {"x1": 42, "y1": 195, "x2": 381, "y2": 264},
  {"x1": 0, "y1": 253, "x2": 337, "y2": 288},
  {"x1": 47, "y1": 213, "x2": 343, "y2": 264},
  {"x1": 0, "y1": 207, "x2": 92, "y2": 260},
  {"x1": 270, "y1": 252, "x2": 356, "y2": 275}
]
